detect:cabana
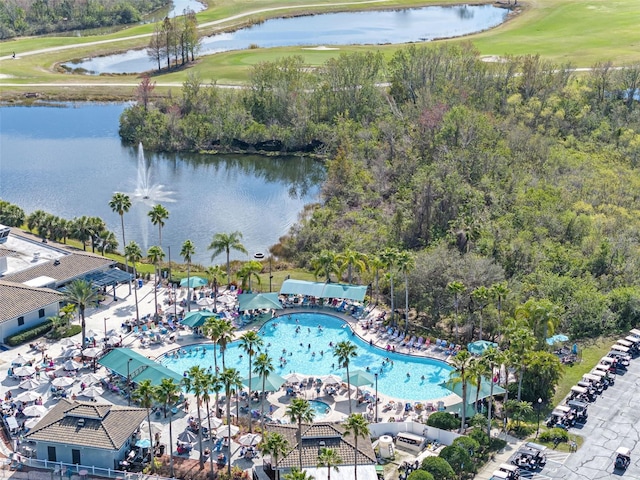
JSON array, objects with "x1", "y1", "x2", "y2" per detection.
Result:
[
  {"x1": 279, "y1": 279, "x2": 367, "y2": 302},
  {"x1": 98, "y1": 348, "x2": 183, "y2": 386}
]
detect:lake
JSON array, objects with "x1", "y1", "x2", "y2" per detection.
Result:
[
  {"x1": 0, "y1": 103, "x2": 324, "y2": 266},
  {"x1": 66, "y1": 5, "x2": 510, "y2": 74}
]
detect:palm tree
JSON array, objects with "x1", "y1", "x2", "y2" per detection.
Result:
[
  {"x1": 155, "y1": 378, "x2": 180, "y2": 478},
  {"x1": 447, "y1": 280, "x2": 465, "y2": 343},
  {"x1": 254, "y1": 352, "x2": 275, "y2": 431},
  {"x1": 63, "y1": 279, "x2": 99, "y2": 348},
  {"x1": 148, "y1": 204, "x2": 169, "y2": 245},
  {"x1": 183, "y1": 366, "x2": 206, "y2": 469},
  {"x1": 240, "y1": 330, "x2": 263, "y2": 432},
  {"x1": 125, "y1": 241, "x2": 143, "y2": 324},
  {"x1": 490, "y1": 282, "x2": 510, "y2": 325},
  {"x1": 285, "y1": 398, "x2": 315, "y2": 470},
  {"x1": 505, "y1": 399, "x2": 533, "y2": 428},
  {"x1": 208, "y1": 231, "x2": 248, "y2": 285},
  {"x1": 515, "y1": 298, "x2": 560, "y2": 349},
  {"x1": 98, "y1": 230, "x2": 118, "y2": 256},
  {"x1": 380, "y1": 247, "x2": 399, "y2": 325},
  {"x1": 259, "y1": 432, "x2": 290, "y2": 480},
  {"x1": 467, "y1": 356, "x2": 487, "y2": 414},
  {"x1": 311, "y1": 250, "x2": 339, "y2": 282},
  {"x1": 471, "y1": 285, "x2": 490, "y2": 340},
  {"x1": 342, "y1": 413, "x2": 370, "y2": 480},
  {"x1": 369, "y1": 255, "x2": 385, "y2": 304},
  {"x1": 395, "y1": 250, "x2": 414, "y2": 332},
  {"x1": 449, "y1": 350, "x2": 474, "y2": 433},
  {"x1": 216, "y1": 319, "x2": 235, "y2": 369},
  {"x1": 220, "y1": 368, "x2": 242, "y2": 477},
  {"x1": 283, "y1": 469, "x2": 315, "y2": 480},
  {"x1": 481, "y1": 347, "x2": 502, "y2": 439},
  {"x1": 237, "y1": 260, "x2": 262, "y2": 292},
  {"x1": 203, "y1": 317, "x2": 223, "y2": 375},
  {"x1": 201, "y1": 371, "x2": 221, "y2": 478},
  {"x1": 333, "y1": 341, "x2": 358, "y2": 414},
  {"x1": 337, "y1": 249, "x2": 367, "y2": 284},
  {"x1": 132, "y1": 379, "x2": 157, "y2": 473},
  {"x1": 180, "y1": 239, "x2": 196, "y2": 312},
  {"x1": 109, "y1": 192, "x2": 132, "y2": 281},
  {"x1": 206, "y1": 265, "x2": 225, "y2": 311},
  {"x1": 147, "y1": 245, "x2": 165, "y2": 317},
  {"x1": 317, "y1": 447, "x2": 342, "y2": 480},
  {"x1": 87, "y1": 216, "x2": 106, "y2": 253},
  {"x1": 71, "y1": 215, "x2": 92, "y2": 250}
]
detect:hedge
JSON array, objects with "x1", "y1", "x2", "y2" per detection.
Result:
[{"x1": 5, "y1": 320, "x2": 53, "y2": 346}]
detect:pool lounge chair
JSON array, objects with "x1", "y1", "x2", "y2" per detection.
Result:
[
  {"x1": 415, "y1": 337, "x2": 424, "y2": 349},
  {"x1": 398, "y1": 334, "x2": 410, "y2": 344},
  {"x1": 406, "y1": 336, "x2": 417, "y2": 348}
]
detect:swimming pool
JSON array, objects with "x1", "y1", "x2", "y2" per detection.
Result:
[
  {"x1": 159, "y1": 312, "x2": 453, "y2": 401},
  {"x1": 309, "y1": 400, "x2": 331, "y2": 419}
]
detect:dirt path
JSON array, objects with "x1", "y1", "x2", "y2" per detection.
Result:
[{"x1": 0, "y1": 0, "x2": 389, "y2": 62}]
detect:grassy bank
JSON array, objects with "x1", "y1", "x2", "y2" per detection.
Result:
[{"x1": 2, "y1": 0, "x2": 640, "y2": 99}]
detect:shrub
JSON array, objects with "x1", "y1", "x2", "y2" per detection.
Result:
[
  {"x1": 427, "y1": 411, "x2": 460, "y2": 430},
  {"x1": 408, "y1": 471, "x2": 435, "y2": 480},
  {"x1": 48, "y1": 324, "x2": 82, "y2": 340},
  {"x1": 5, "y1": 320, "x2": 53, "y2": 346},
  {"x1": 421, "y1": 456, "x2": 456, "y2": 480},
  {"x1": 539, "y1": 428, "x2": 569, "y2": 444}
]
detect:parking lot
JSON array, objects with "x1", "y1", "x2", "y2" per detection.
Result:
[{"x1": 507, "y1": 354, "x2": 640, "y2": 480}]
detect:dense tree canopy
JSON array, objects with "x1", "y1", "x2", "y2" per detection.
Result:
[{"x1": 118, "y1": 43, "x2": 640, "y2": 343}]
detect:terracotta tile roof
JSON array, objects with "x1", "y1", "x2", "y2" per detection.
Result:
[
  {"x1": 266, "y1": 422, "x2": 376, "y2": 469},
  {"x1": 25, "y1": 399, "x2": 147, "y2": 451},
  {"x1": 0, "y1": 280, "x2": 63, "y2": 323},
  {"x1": 2, "y1": 252, "x2": 114, "y2": 286}
]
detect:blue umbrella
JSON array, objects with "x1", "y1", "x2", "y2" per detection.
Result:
[
  {"x1": 467, "y1": 340, "x2": 498, "y2": 356},
  {"x1": 135, "y1": 438, "x2": 151, "y2": 448},
  {"x1": 180, "y1": 276, "x2": 207, "y2": 288},
  {"x1": 546, "y1": 334, "x2": 569, "y2": 346}
]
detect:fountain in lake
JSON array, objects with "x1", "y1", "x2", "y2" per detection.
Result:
[{"x1": 131, "y1": 142, "x2": 175, "y2": 206}]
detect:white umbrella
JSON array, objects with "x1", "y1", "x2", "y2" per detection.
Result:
[
  {"x1": 196, "y1": 297, "x2": 217, "y2": 308},
  {"x1": 285, "y1": 373, "x2": 306, "y2": 384},
  {"x1": 322, "y1": 374, "x2": 343, "y2": 385},
  {"x1": 105, "y1": 329, "x2": 120, "y2": 337},
  {"x1": 11, "y1": 354, "x2": 29, "y2": 366},
  {"x1": 78, "y1": 373, "x2": 102, "y2": 385},
  {"x1": 79, "y1": 385, "x2": 104, "y2": 399},
  {"x1": 19, "y1": 378, "x2": 40, "y2": 390},
  {"x1": 82, "y1": 347, "x2": 102, "y2": 358},
  {"x1": 13, "y1": 365, "x2": 36, "y2": 377},
  {"x1": 23, "y1": 405, "x2": 48, "y2": 417},
  {"x1": 15, "y1": 390, "x2": 41, "y2": 403},
  {"x1": 238, "y1": 433, "x2": 262, "y2": 446},
  {"x1": 60, "y1": 348, "x2": 82, "y2": 358},
  {"x1": 59, "y1": 338, "x2": 77, "y2": 347},
  {"x1": 215, "y1": 424, "x2": 239, "y2": 437},
  {"x1": 51, "y1": 376, "x2": 76, "y2": 388},
  {"x1": 24, "y1": 417, "x2": 41, "y2": 429},
  {"x1": 208, "y1": 417, "x2": 223, "y2": 429},
  {"x1": 217, "y1": 294, "x2": 236, "y2": 305},
  {"x1": 189, "y1": 408, "x2": 210, "y2": 420},
  {"x1": 85, "y1": 329, "x2": 102, "y2": 339},
  {"x1": 107, "y1": 336, "x2": 121, "y2": 346},
  {"x1": 177, "y1": 429, "x2": 198, "y2": 443},
  {"x1": 64, "y1": 359, "x2": 83, "y2": 371}
]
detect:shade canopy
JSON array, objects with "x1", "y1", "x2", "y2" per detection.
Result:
[
  {"x1": 23, "y1": 405, "x2": 48, "y2": 417},
  {"x1": 441, "y1": 376, "x2": 506, "y2": 403},
  {"x1": 177, "y1": 429, "x2": 198, "y2": 443},
  {"x1": 344, "y1": 369, "x2": 375, "y2": 387},
  {"x1": 78, "y1": 373, "x2": 103, "y2": 386},
  {"x1": 98, "y1": 348, "x2": 184, "y2": 386},
  {"x1": 83, "y1": 268, "x2": 132, "y2": 287},
  {"x1": 196, "y1": 297, "x2": 217, "y2": 308},
  {"x1": 82, "y1": 347, "x2": 103, "y2": 358},
  {"x1": 242, "y1": 372, "x2": 287, "y2": 392},
  {"x1": 51, "y1": 376, "x2": 76, "y2": 388},
  {"x1": 322, "y1": 374, "x2": 343, "y2": 385},
  {"x1": 13, "y1": 365, "x2": 36, "y2": 377},
  {"x1": 11, "y1": 354, "x2": 29, "y2": 366},
  {"x1": 216, "y1": 424, "x2": 239, "y2": 437},
  {"x1": 79, "y1": 385, "x2": 104, "y2": 398},
  {"x1": 181, "y1": 310, "x2": 217, "y2": 329},
  {"x1": 285, "y1": 373, "x2": 306, "y2": 384},
  {"x1": 280, "y1": 279, "x2": 367, "y2": 301},
  {"x1": 180, "y1": 276, "x2": 207, "y2": 288},
  {"x1": 238, "y1": 433, "x2": 262, "y2": 446},
  {"x1": 546, "y1": 334, "x2": 569, "y2": 345},
  {"x1": 15, "y1": 391, "x2": 41, "y2": 403},
  {"x1": 64, "y1": 359, "x2": 83, "y2": 371},
  {"x1": 238, "y1": 293, "x2": 283, "y2": 312},
  {"x1": 19, "y1": 378, "x2": 41, "y2": 390},
  {"x1": 467, "y1": 340, "x2": 498, "y2": 356}
]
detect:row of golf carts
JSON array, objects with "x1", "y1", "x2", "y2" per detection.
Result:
[{"x1": 490, "y1": 442, "x2": 548, "y2": 479}]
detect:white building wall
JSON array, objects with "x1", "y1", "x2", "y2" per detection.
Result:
[{"x1": 1, "y1": 301, "x2": 59, "y2": 342}]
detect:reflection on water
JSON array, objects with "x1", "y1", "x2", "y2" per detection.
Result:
[
  {"x1": 0, "y1": 103, "x2": 324, "y2": 265},
  {"x1": 65, "y1": 5, "x2": 509, "y2": 74}
]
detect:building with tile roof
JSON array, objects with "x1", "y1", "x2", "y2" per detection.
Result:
[
  {"x1": 0, "y1": 227, "x2": 127, "y2": 343},
  {"x1": 262, "y1": 422, "x2": 377, "y2": 479},
  {"x1": 24, "y1": 399, "x2": 147, "y2": 469}
]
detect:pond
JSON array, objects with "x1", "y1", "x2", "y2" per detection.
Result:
[
  {"x1": 65, "y1": 5, "x2": 509, "y2": 74},
  {"x1": 0, "y1": 103, "x2": 324, "y2": 265}
]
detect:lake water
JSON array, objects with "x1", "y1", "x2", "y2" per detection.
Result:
[
  {"x1": 67, "y1": 5, "x2": 509, "y2": 74},
  {"x1": 0, "y1": 103, "x2": 324, "y2": 265}
]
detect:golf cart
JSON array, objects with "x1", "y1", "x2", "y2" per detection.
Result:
[
  {"x1": 567, "y1": 399, "x2": 588, "y2": 423},
  {"x1": 498, "y1": 463, "x2": 520, "y2": 479},
  {"x1": 615, "y1": 447, "x2": 631, "y2": 471},
  {"x1": 490, "y1": 471, "x2": 510, "y2": 480},
  {"x1": 512, "y1": 446, "x2": 547, "y2": 471}
]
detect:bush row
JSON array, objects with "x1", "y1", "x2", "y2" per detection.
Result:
[{"x1": 5, "y1": 320, "x2": 53, "y2": 346}]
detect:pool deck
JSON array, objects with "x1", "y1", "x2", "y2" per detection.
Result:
[{"x1": 0, "y1": 281, "x2": 462, "y2": 469}]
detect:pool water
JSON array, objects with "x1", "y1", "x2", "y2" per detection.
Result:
[
  {"x1": 159, "y1": 312, "x2": 453, "y2": 401},
  {"x1": 309, "y1": 400, "x2": 331, "y2": 419}
]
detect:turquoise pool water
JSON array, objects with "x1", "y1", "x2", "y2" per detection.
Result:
[
  {"x1": 159, "y1": 313, "x2": 453, "y2": 401},
  {"x1": 309, "y1": 400, "x2": 331, "y2": 419}
]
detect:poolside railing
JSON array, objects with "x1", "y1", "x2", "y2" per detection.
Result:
[{"x1": 17, "y1": 457, "x2": 175, "y2": 480}]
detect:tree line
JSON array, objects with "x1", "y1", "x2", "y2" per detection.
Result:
[
  {"x1": 120, "y1": 43, "x2": 640, "y2": 344},
  {"x1": 147, "y1": 9, "x2": 200, "y2": 73},
  {"x1": 0, "y1": 0, "x2": 169, "y2": 39}
]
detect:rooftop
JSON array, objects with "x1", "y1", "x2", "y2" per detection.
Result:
[
  {"x1": 25, "y1": 399, "x2": 147, "y2": 451},
  {"x1": 0, "y1": 280, "x2": 63, "y2": 323}
]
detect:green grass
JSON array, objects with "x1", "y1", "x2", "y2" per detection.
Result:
[
  {"x1": 3, "y1": 0, "x2": 640, "y2": 97},
  {"x1": 551, "y1": 336, "x2": 617, "y2": 407}
]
